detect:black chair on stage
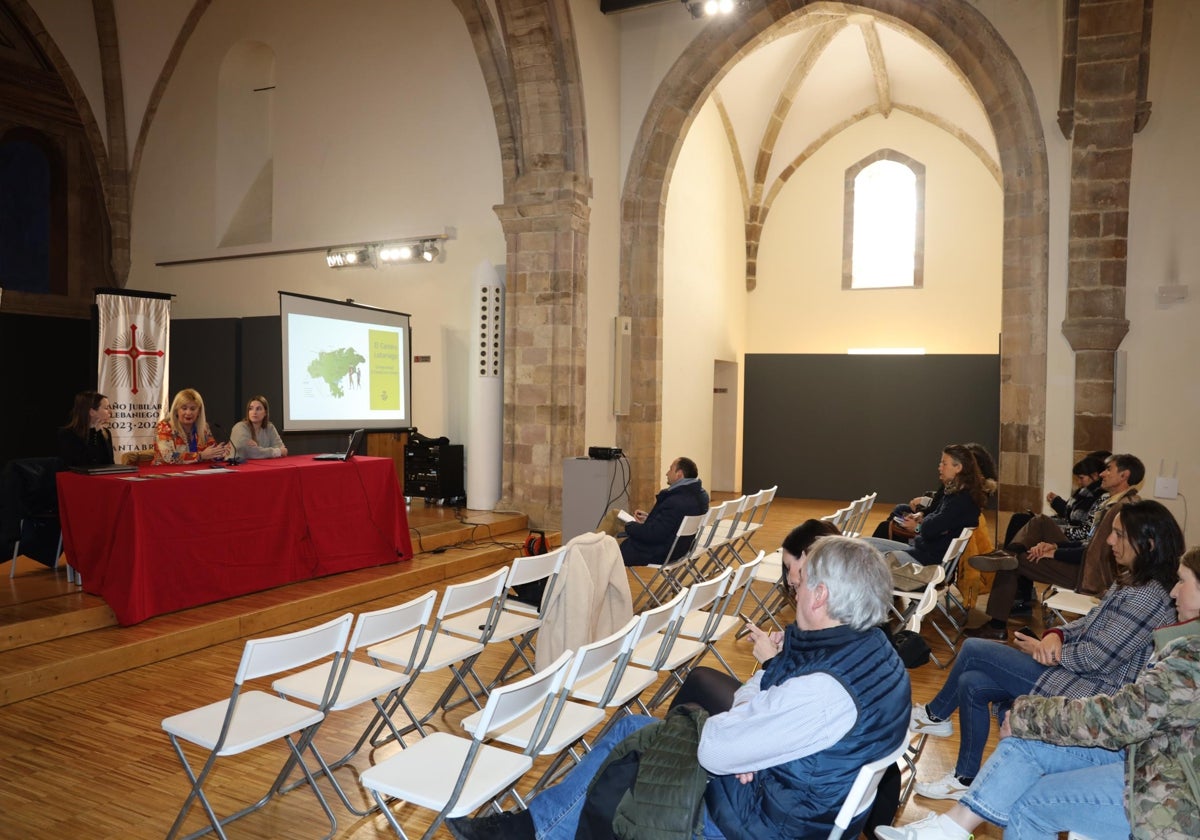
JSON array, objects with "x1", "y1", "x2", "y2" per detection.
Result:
[{"x1": 2, "y1": 456, "x2": 68, "y2": 579}]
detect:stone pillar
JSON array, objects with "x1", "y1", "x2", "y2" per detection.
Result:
[
  {"x1": 1061, "y1": 0, "x2": 1144, "y2": 457},
  {"x1": 496, "y1": 172, "x2": 592, "y2": 529}
]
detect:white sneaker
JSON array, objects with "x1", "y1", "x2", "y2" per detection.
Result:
[
  {"x1": 875, "y1": 812, "x2": 973, "y2": 840},
  {"x1": 914, "y1": 772, "x2": 971, "y2": 801},
  {"x1": 909, "y1": 703, "x2": 952, "y2": 737}
]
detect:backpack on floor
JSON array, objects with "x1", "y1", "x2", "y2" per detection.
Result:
[{"x1": 509, "y1": 530, "x2": 550, "y2": 609}]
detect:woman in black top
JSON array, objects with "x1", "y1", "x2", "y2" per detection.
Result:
[{"x1": 57, "y1": 390, "x2": 115, "y2": 467}]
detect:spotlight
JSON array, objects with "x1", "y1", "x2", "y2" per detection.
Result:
[
  {"x1": 681, "y1": 0, "x2": 742, "y2": 17},
  {"x1": 325, "y1": 246, "x2": 374, "y2": 268},
  {"x1": 379, "y1": 243, "x2": 418, "y2": 263},
  {"x1": 420, "y1": 241, "x2": 439, "y2": 262}
]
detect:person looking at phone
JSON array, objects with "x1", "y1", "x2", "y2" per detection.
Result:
[
  {"x1": 154, "y1": 388, "x2": 231, "y2": 464},
  {"x1": 905, "y1": 499, "x2": 1180, "y2": 803}
]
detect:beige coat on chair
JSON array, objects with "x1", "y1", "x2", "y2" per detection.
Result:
[{"x1": 535, "y1": 531, "x2": 633, "y2": 671}]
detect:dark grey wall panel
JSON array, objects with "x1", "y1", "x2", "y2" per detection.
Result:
[{"x1": 743, "y1": 354, "x2": 1000, "y2": 505}]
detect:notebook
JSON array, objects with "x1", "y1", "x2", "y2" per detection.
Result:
[
  {"x1": 70, "y1": 463, "x2": 139, "y2": 475},
  {"x1": 313, "y1": 428, "x2": 366, "y2": 461}
]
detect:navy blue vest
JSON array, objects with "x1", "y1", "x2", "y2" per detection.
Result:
[{"x1": 704, "y1": 623, "x2": 911, "y2": 840}]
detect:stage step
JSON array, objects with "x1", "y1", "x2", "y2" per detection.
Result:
[{"x1": 0, "y1": 510, "x2": 550, "y2": 708}]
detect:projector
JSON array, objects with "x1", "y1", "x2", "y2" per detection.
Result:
[{"x1": 588, "y1": 446, "x2": 623, "y2": 460}]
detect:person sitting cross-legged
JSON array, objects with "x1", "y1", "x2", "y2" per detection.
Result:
[
  {"x1": 907, "y1": 499, "x2": 1180, "y2": 802},
  {"x1": 446, "y1": 535, "x2": 911, "y2": 840},
  {"x1": 878, "y1": 544, "x2": 1200, "y2": 840}
]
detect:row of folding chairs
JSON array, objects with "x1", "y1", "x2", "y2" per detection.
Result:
[
  {"x1": 820, "y1": 490, "x2": 878, "y2": 538},
  {"x1": 159, "y1": 549, "x2": 769, "y2": 840},
  {"x1": 631, "y1": 485, "x2": 777, "y2": 611}
]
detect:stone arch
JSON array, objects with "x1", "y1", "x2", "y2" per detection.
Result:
[{"x1": 618, "y1": 0, "x2": 1048, "y2": 513}]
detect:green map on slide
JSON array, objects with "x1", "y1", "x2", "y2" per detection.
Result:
[{"x1": 308, "y1": 348, "x2": 365, "y2": 398}]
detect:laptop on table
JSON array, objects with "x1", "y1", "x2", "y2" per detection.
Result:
[
  {"x1": 313, "y1": 428, "x2": 366, "y2": 461},
  {"x1": 70, "y1": 463, "x2": 139, "y2": 475}
]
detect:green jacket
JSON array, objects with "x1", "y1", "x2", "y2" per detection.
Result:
[
  {"x1": 1010, "y1": 621, "x2": 1200, "y2": 840},
  {"x1": 588, "y1": 705, "x2": 711, "y2": 840}
]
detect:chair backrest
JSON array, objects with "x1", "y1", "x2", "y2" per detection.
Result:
[
  {"x1": 636, "y1": 588, "x2": 688, "y2": 642},
  {"x1": 436, "y1": 566, "x2": 509, "y2": 626},
  {"x1": 641, "y1": 585, "x2": 707, "y2": 669},
  {"x1": 828, "y1": 737, "x2": 910, "y2": 840},
  {"x1": 661, "y1": 512, "x2": 706, "y2": 564},
  {"x1": 236, "y1": 612, "x2": 354, "y2": 687},
  {"x1": 939, "y1": 527, "x2": 975, "y2": 581},
  {"x1": 679, "y1": 566, "x2": 734, "y2": 642},
  {"x1": 688, "y1": 503, "x2": 729, "y2": 559},
  {"x1": 752, "y1": 485, "x2": 778, "y2": 526},
  {"x1": 903, "y1": 565, "x2": 946, "y2": 633},
  {"x1": 349, "y1": 589, "x2": 438, "y2": 658},
  {"x1": 716, "y1": 494, "x2": 749, "y2": 539},
  {"x1": 731, "y1": 490, "x2": 763, "y2": 533},
  {"x1": 505, "y1": 545, "x2": 567, "y2": 614},
  {"x1": 722, "y1": 550, "x2": 765, "y2": 616},
  {"x1": 830, "y1": 505, "x2": 854, "y2": 531},
  {"x1": 474, "y1": 650, "x2": 573, "y2": 747},
  {"x1": 845, "y1": 491, "x2": 877, "y2": 537}
]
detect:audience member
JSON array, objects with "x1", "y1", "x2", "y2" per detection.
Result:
[
  {"x1": 598, "y1": 456, "x2": 709, "y2": 567},
  {"x1": 864, "y1": 443, "x2": 992, "y2": 590},
  {"x1": 967, "y1": 453, "x2": 1144, "y2": 639},
  {"x1": 908, "y1": 499, "x2": 1181, "y2": 801},
  {"x1": 229, "y1": 395, "x2": 288, "y2": 459},
  {"x1": 57, "y1": 390, "x2": 114, "y2": 467},
  {"x1": 1045, "y1": 454, "x2": 1106, "y2": 538},
  {"x1": 446, "y1": 536, "x2": 911, "y2": 840},
  {"x1": 154, "y1": 388, "x2": 231, "y2": 464},
  {"x1": 878, "y1": 544, "x2": 1200, "y2": 840}
]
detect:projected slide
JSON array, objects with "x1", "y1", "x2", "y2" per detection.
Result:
[{"x1": 281, "y1": 292, "x2": 412, "y2": 431}]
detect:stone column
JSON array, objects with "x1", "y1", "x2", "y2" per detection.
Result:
[
  {"x1": 496, "y1": 172, "x2": 592, "y2": 529},
  {"x1": 1060, "y1": 0, "x2": 1145, "y2": 457}
]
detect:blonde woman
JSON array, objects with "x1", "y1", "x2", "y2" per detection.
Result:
[{"x1": 154, "y1": 388, "x2": 231, "y2": 464}]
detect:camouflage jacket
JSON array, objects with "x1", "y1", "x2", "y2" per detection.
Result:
[{"x1": 1010, "y1": 628, "x2": 1200, "y2": 840}]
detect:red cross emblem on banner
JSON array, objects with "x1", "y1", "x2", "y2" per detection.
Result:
[{"x1": 104, "y1": 323, "x2": 165, "y2": 395}]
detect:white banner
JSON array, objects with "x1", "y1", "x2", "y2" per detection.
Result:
[{"x1": 97, "y1": 293, "x2": 171, "y2": 459}]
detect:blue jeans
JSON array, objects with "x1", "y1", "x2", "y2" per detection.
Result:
[
  {"x1": 961, "y1": 736, "x2": 1127, "y2": 840},
  {"x1": 926, "y1": 638, "x2": 1049, "y2": 779},
  {"x1": 528, "y1": 714, "x2": 725, "y2": 840}
]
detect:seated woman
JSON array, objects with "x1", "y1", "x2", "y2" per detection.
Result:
[
  {"x1": 229, "y1": 395, "x2": 288, "y2": 459},
  {"x1": 863, "y1": 443, "x2": 991, "y2": 591},
  {"x1": 56, "y1": 390, "x2": 114, "y2": 467},
  {"x1": 154, "y1": 388, "x2": 231, "y2": 464},
  {"x1": 879, "y1": 544, "x2": 1200, "y2": 840},
  {"x1": 906, "y1": 499, "x2": 1181, "y2": 801}
]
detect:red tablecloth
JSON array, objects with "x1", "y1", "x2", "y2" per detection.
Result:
[{"x1": 58, "y1": 456, "x2": 413, "y2": 625}]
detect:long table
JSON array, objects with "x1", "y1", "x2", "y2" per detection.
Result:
[{"x1": 58, "y1": 455, "x2": 413, "y2": 625}]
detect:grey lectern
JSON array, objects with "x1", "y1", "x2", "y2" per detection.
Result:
[{"x1": 561, "y1": 457, "x2": 630, "y2": 543}]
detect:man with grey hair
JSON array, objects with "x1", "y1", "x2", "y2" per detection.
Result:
[{"x1": 447, "y1": 535, "x2": 912, "y2": 840}]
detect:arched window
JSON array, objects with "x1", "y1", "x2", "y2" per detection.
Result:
[
  {"x1": 0, "y1": 128, "x2": 64, "y2": 294},
  {"x1": 843, "y1": 150, "x2": 925, "y2": 289}
]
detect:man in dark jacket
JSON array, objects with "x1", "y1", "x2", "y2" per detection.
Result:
[{"x1": 618, "y1": 456, "x2": 709, "y2": 567}]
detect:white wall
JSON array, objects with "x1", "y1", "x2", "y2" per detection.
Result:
[
  {"x1": 125, "y1": 0, "x2": 508, "y2": 446},
  {"x1": 662, "y1": 98, "x2": 747, "y2": 490},
  {"x1": 748, "y1": 110, "x2": 1002, "y2": 354}
]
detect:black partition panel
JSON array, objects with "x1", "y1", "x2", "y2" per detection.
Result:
[{"x1": 742, "y1": 354, "x2": 1000, "y2": 503}]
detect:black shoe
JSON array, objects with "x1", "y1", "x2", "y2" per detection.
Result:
[
  {"x1": 446, "y1": 809, "x2": 534, "y2": 840},
  {"x1": 963, "y1": 622, "x2": 1008, "y2": 641},
  {"x1": 967, "y1": 550, "x2": 1019, "y2": 572},
  {"x1": 1010, "y1": 599, "x2": 1034, "y2": 616}
]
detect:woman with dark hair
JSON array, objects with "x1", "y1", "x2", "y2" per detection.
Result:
[
  {"x1": 864, "y1": 443, "x2": 992, "y2": 590},
  {"x1": 57, "y1": 390, "x2": 115, "y2": 467},
  {"x1": 907, "y1": 499, "x2": 1180, "y2": 802},
  {"x1": 668, "y1": 518, "x2": 840, "y2": 714}
]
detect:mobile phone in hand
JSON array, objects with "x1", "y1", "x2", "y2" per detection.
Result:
[
  {"x1": 738, "y1": 612, "x2": 756, "y2": 627},
  {"x1": 1015, "y1": 625, "x2": 1041, "y2": 640}
]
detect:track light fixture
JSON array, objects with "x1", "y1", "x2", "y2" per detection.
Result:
[
  {"x1": 325, "y1": 233, "x2": 449, "y2": 270},
  {"x1": 325, "y1": 246, "x2": 374, "y2": 269},
  {"x1": 681, "y1": 0, "x2": 740, "y2": 19}
]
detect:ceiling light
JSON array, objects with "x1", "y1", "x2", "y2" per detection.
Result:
[
  {"x1": 326, "y1": 246, "x2": 374, "y2": 269},
  {"x1": 682, "y1": 0, "x2": 743, "y2": 17}
]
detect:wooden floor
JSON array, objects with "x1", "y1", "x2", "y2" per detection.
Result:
[{"x1": 0, "y1": 496, "x2": 1022, "y2": 839}]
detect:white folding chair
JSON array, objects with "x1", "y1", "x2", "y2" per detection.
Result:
[
  {"x1": 367, "y1": 567, "x2": 509, "y2": 741},
  {"x1": 741, "y1": 547, "x2": 790, "y2": 633},
  {"x1": 638, "y1": 572, "x2": 730, "y2": 710},
  {"x1": 361, "y1": 650, "x2": 574, "y2": 840},
  {"x1": 726, "y1": 485, "x2": 777, "y2": 563},
  {"x1": 843, "y1": 491, "x2": 877, "y2": 538},
  {"x1": 461, "y1": 616, "x2": 641, "y2": 796},
  {"x1": 928, "y1": 527, "x2": 975, "y2": 664},
  {"x1": 161, "y1": 612, "x2": 354, "y2": 840},
  {"x1": 440, "y1": 547, "x2": 566, "y2": 688},
  {"x1": 572, "y1": 590, "x2": 688, "y2": 737},
  {"x1": 693, "y1": 496, "x2": 745, "y2": 575},
  {"x1": 828, "y1": 737, "x2": 910, "y2": 840},
  {"x1": 677, "y1": 551, "x2": 764, "y2": 677},
  {"x1": 888, "y1": 564, "x2": 946, "y2": 667},
  {"x1": 630, "y1": 512, "x2": 706, "y2": 609},
  {"x1": 1041, "y1": 585, "x2": 1100, "y2": 628},
  {"x1": 271, "y1": 591, "x2": 438, "y2": 815}
]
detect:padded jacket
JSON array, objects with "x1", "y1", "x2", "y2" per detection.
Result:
[{"x1": 620, "y1": 479, "x2": 710, "y2": 567}]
